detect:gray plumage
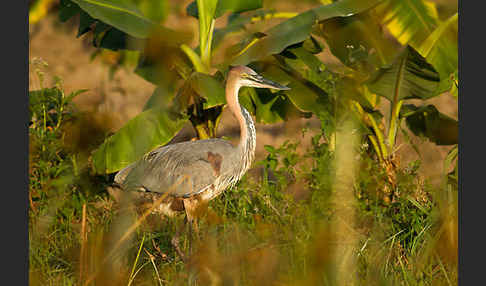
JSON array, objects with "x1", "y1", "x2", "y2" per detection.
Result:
[
  {"x1": 110, "y1": 65, "x2": 288, "y2": 217},
  {"x1": 115, "y1": 107, "x2": 255, "y2": 199}
]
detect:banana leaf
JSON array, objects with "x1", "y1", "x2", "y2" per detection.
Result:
[
  {"x1": 417, "y1": 13, "x2": 458, "y2": 80},
  {"x1": 70, "y1": 0, "x2": 157, "y2": 38},
  {"x1": 186, "y1": 0, "x2": 263, "y2": 19},
  {"x1": 59, "y1": 0, "x2": 190, "y2": 51},
  {"x1": 366, "y1": 46, "x2": 451, "y2": 103},
  {"x1": 92, "y1": 108, "x2": 189, "y2": 174},
  {"x1": 318, "y1": 11, "x2": 399, "y2": 73},
  {"x1": 231, "y1": 0, "x2": 384, "y2": 66},
  {"x1": 400, "y1": 104, "x2": 457, "y2": 145},
  {"x1": 375, "y1": 0, "x2": 439, "y2": 48}
]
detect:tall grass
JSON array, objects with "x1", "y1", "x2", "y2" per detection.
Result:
[{"x1": 29, "y1": 62, "x2": 457, "y2": 285}]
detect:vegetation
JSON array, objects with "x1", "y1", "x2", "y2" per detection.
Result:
[{"x1": 29, "y1": 0, "x2": 458, "y2": 285}]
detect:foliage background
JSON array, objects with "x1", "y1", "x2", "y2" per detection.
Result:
[
  {"x1": 29, "y1": 0, "x2": 457, "y2": 185},
  {"x1": 29, "y1": 0, "x2": 458, "y2": 285}
]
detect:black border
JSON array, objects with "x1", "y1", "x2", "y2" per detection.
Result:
[
  {"x1": 6, "y1": 0, "x2": 29, "y2": 284},
  {"x1": 459, "y1": 0, "x2": 481, "y2": 284}
]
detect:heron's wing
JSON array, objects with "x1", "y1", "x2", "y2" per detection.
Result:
[
  {"x1": 118, "y1": 139, "x2": 235, "y2": 198},
  {"x1": 114, "y1": 163, "x2": 135, "y2": 184}
]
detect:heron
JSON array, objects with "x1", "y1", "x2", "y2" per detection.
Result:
[{"x1": 108, "y1": 65, "x2": 289, "y2": 258}]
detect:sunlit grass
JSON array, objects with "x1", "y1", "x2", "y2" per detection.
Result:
[{"x1": 29, "y1": 62, "x2": 457, "y2": 286}]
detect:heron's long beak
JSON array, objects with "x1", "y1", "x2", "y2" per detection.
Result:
[{"x1": 251, "y1": 75, "x2": 290, "y2": 90}]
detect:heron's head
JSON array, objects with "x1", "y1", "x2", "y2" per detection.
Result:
[{"x1": 229, "y1": 66, "x2": 290, "y2": 91}]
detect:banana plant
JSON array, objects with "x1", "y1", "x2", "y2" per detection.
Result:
[
  {"x1": 58, "y1": 0, "x2": 267, "y2": 173},
  {"x1": 234, "y1": 0, "x2": 458, "y2": 200},
  {"x1": 373, "y1": 2, "x2": 457, "y2": 163},
  {"x1": 58, "y1": 0, "x2": 457, "y2": 176},
  {"x1": 365, "y1": 46, "x2": 453, "y2": 160},
  {"x1": 266, "y1": 0, "x2": 457, "y2": 203},
  {"x1": 308, "y1": 0, "x2": 456, "y2": 204},
  {"x1": 58, "y1": 0, "x2": 386, "y2": 174},
  {"x1": 315, "y1": 0, "x2": 457, "y2": 164}
]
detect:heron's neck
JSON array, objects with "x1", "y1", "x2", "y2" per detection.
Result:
[
  {"x1": 226, "y1": 79, "x2": 256, "y2": 171},
  {"x1": 239, "y1": 106, "x2": 256, "y2": 166}
]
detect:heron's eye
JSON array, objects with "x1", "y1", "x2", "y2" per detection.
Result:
[{"x1": 241, "y1": 73, "x2": 248, "y2": 78}]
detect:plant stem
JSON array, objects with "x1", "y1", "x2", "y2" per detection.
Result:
[
  {"x1": 193, "y1": 123, "x2": 211, "y2": 139},
  {"x1": 367, "y1": 111, "x2": 388, "y2": 159},
  {"x1": 180, "y1": 44, "x2": 209, "y2": 74},
  {"x1": 387, "y1": 99, "x2": 403, "y2": 152},
  {"x1": 368, "y1": 135, "x2": 383, "y2": 162},
  {"x1": 43, "y1": 104, "x2": 47, "y2": 135},
  {"x1": 202, "y1": 19, "x2": 215, "y2": 68},
  {"x1": 128, "y1": 234, "x2": 145, "y2": 285},
  {"x1": 55, "y1": 89, "x2": 65, "y2": 131},
  {"x1": 189, "y1": 103, "x2": 222, "y2": 139},
  {"x1": 351, "y1": 101, "x2": 387, "y2": 160}
]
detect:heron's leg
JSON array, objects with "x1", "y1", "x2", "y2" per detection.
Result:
[
  {"x1": 171, "y1": 221, "x2": 186, "y2": 263},
  {"x1": 183, "y1": 198, "x2": 200, "y2": 256},
  {"x1": 107, "y1": 185, "x2": 123, "y2": 203},
  {"x1": 183, "y1": 198, "x2": 200, "y2": 235}
]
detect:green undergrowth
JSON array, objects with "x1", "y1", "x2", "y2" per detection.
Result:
[{"x1": 29, "y1": 69, "x2": 457, "y2": 285}]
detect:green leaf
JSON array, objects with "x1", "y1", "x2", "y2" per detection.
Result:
[
  {"x1": 59, "y1": 0, "x2": 80, "y2": 22},
  {"x1": 444, "y1": 144, "x2": 458, "y2": 172},
  {"x1": 189, "y1": 73, "x2": 226, "y2": 109},
  {"x1": 212, "y1": 10, "x2": 270, "y2": 51},
  {"x1": 336, "y1": 77, "x2": 377, "y2": 111},
  {"x1": 270, "y1": 47, "x2": 337, "y2": 119},
  {"x1": 252, "y1": 89, "x2": 282, "y2": 123},
  {"x1": 263, "y1": 145, "x2": 275, "y2": 153},
  {"x1": 250, "y1": 88, "x2": 300, "y2": 124},
  {"x1": 302, "y1": 36, "x2": 324, "y2": 54},
  {"x1": 450, "y1": 70, "x2": 458, "y2": 97},
  {"x1": 445, "y1": 144, "x2": 458, "y2": 186},
  {"x1": 401, "y1": 104, "x2": 458, "y2": 145},
  {"x1": 318, "y1": 11, "x2": 399, "y2": 72},
  {"x1": 71, "y1": 0, "x2": 156, "y2": 38},
  {"x1": 367, "y1": 46, "x2": 449, "y2": 103},
  {"x1": 238, "y1": 87, "x2": 256, "y2": 115},
  {"x1": 61, "y1": 0, "x2": 189, "y2": 51},
  {"x1": 215, "y1": 0, "x2": 262, "y2": 18},
  {"x1": 171, "y1": 81, "x2": 197, "y2": 113},
  {"x1": 197, "y1": 0, "x2": 218, "y2": 68},
  {"x1": 180, "y1": 44, "x2": 208, "y2": 73},
  {"x1": 417, "y1": 13, "x2": 458, "y2": 79},
  {"x1": 407, "y1": 196, "x2": 429, "y2": 214},
  {"x1": 376, "y1": 0, "x2": 439, "y2": 48},
  {"x1": 278, "y1": 46, "x2": 336, "y2": 96},
  {"x1": 164, "y1": 72, "x2": 226, "y2": 114},
  {"x1": 212, "y1": 13, "x2": 251, "y2": 50},
  {"x1": 138, "y1": 0, "x2": 168, "y2": 23},
  {"x1": 187, "y1": 0, "x2": 262, "y2": 19},
  {"x1": 134, "y1": 43, "x2": 190, "y2": 85},
  {"x1": 92, "y1": 108, "x2": 189, "y2": 174},
  {"x1": 29, "y1": 87, "x2": 87, "y2": 125},
  {"x1": 29, "y1": 87, "x2": 63, "y2": 122},
  {"x1": 77, "y1": 10, "x2": 96, "y2": 37},
  {"x1": 97, "y1": 27, "x2": 134, "y2": 50},
  {"x1": 231, "y1": 0, "x2": 384, "y2": 66},
  {"x1": 142, "y1": 87, "x2": 176, "y2": 111},
  {"x1": 257, "y1": 63, "x2": 330, "y2": 115}
]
